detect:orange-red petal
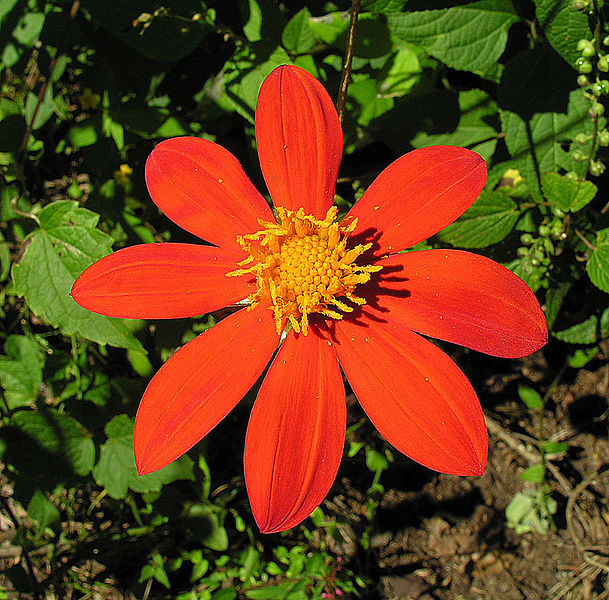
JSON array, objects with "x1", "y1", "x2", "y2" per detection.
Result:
[
  {"x1": 71, "y1": 243, "x2": 251, "y2": 319},
  {"x1": 134, "y1": 305, "x2": 279, "y2": 475},
  {"x1": 145, "y1": 137, "x2": 273, "y2": 249},
  {"x1": 365, "y1": 250, "x2": 548, "y2": 358},
  {"x1": 346, "y1": 146, "x2": 487, "y2": 255},
  {"x1": 244, "y1": 326, "x2": 345, "y2": 534},
  {"x1": 255, "y1": 65, "x2": 343, "y2": 219},
  {"x1": 333, "y1": 313, "x2": 487, "y2": 476}
]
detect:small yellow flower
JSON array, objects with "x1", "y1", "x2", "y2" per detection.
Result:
[{"x1": 114, "y1": 164, "x2": 133, "y2": 187}]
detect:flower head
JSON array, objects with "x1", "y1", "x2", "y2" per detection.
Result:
[{"x1": 71, "y1": 65, "x2": 548, "y2": 534}]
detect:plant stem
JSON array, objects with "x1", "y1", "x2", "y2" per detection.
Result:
[{"x1": 336, "y1": 0, "x2": 361, "y2": 123}]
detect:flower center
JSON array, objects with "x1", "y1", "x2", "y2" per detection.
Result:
[{"x1": 227, "y1": 206, "x2": 381, "y2": 335}]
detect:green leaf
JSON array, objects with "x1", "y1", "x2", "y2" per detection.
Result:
[
  {"x1": 412, "y1": 89, "x2": 498, "y2": 162},
  {"x1": 67, "y1": 118, "x2": 99, "y2": 148},
  {"x1": 438, "y1": 190, "x2": 518, "y2": 248},
  {"x1": 309, "y1": 12, "x2": 348, "y2": 45},
  {"x1": 539, "y1": 441, "x2": 568, "y2": 454},
  {"x1": 12, "y1": 201, "x2": 142, "y2": 350},
  {"x1": 386, "y1": 1, "x2": 518, "y2": 73},
  {"x1": 568, "y1": 347, "x2": 599, "y2": 368},
  {"x1": 181, "y1": 503, "x2": 229, "y2": 551},
  {"x1": 518, "y1": 385, "x2": 544, "y2": 410},
  {"x1": 0, "y1": 336, "x2": 43, "y2": 409},
  {"x1": 533, "y1": 0, "x2": 590, "y2": 65},
  {"x1": 498, "y1": 45, "x2": 576, "y2": 120},
  {"x1": 541, "y1": 172, "x2": 597, "y2": 213},
  {"x1": 12, "y1": 409, "x2": 95, "y2": 477},
  {"x1": 282, "y1": 8, "x2": 316, "y2": 54},
  {"x1": 554, "y1": 309, "x2": 609, "y2": 344},
  {"x1": 587, "y1": 228, "x2": 609, "y2": 294},
  {"x1": 93, "y1": 414, "x2": 194, "y2": 499},
  {"x1": 501, "y1": 88, "x2": 592, "y2": 201},
  {"x1": 0, "y1": 114, "x2": 26, "y2": 152},
  {"x1": 27, "y1": 490, "x2": 60, "y2": 533},
  {"x1": 365, "y1": 448, "x2": 388, "y2": 473},
  {"x1": 25, "y1": 85, "x2": 55, "y2": 130},
  {"x1": 520, "y1": 464, "x2": 545, "y2": 483},
  {"x1": 379, "y1": 46, "x2": 421, "y2": 97}
]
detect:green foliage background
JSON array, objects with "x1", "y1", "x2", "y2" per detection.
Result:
[{"x1": 1, "y1": 0, "x2": 609, "y2": 597}]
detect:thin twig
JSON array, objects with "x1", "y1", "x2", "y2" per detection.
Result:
[
  {"x1": 566, "y1": 471, "x2": 600, "y2": 554},
  {"x1": 20, "y1": 1, "x2": 80, "y2": 152},
  {"x1": 336, "y1": 0, "x2": 360, "y2": 123}
]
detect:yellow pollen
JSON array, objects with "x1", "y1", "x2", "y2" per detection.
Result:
[{"x1": 227, "y1": 206, "x2": 382, "y2": 335}]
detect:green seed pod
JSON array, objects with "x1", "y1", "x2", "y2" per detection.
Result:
[
  {"x1": 520, "y1": 233, "x2": 534, "y2": 245},
  {"x1": 538, "y1": 224, "x2": 550, "y2": 237},
  {"x1": 517, "y1": 247, "x2": 528, "y2": 258},
  {"x1": 599, "y1": 56, "x2": 609, "y2": 72},
  {"x1": 571, "y1": 149, "x2": 587, "y2": 161},
  {"x1": 590, "y1": 102, "x2": 605, "y2": 116},
  {"x1": 604, "y1": 35, "x2": 609, "y2": 47},
  {"x1": 599, "y1": 129, "x2": 609, "y2": 146},
  {"x1": 590, "y1": 160, "x2": 606, "y2": 176},
  {"x1": 577, "y1": 39, "x2": 596, "y2": 57},
  {"x1": 551, "y1": 207, "x2": 566, "y2": 218},
  {"x1": 573, "y1": 0, "x2": 591, "y2": 9},
  {"x1": 578, "y1": 74, "x2": 591, "y2": 87},
  {"x1": 575, "y1": 132, "x2": 590, "y2": 144},
  {"x1": 575, "y1": 57, "x2": 593, "y2": 73}
]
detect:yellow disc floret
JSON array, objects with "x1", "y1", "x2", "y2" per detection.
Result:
[{"x1": 227, "y1": 206, "x2": 382, "y2": 335}]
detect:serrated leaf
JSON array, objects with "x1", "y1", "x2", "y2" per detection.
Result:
[
  {"x1": 438, "y1": 190, "x2": 518, "y2": 248},
  {"x1": 501, "y1": 88, "x2": 591, "y2": 201},
  {"x1": 12, "y1": 409, "x2": 95, "y2": 477},
  {"x1": 541, "y1": 172, "x2": 597, "y2": 213},
  {"x1": 518, "y1": 385, "x2": 544, "y2": 410},
  {"x1": 0, "y1": 335, "x2": 43, "y2": 409},
  {"x1": 412, "y1": 89, "x2": 498, "y2": 161},
  {"x1": 533, "y1": 0, "x2": 590, "y2": 64},
  {"x1": 282, "y1": 8, "x2": 315, "y2": 54},
  {"x1": 554, "y1": 309, "x2": 609, "y2": 344},
  {"x1": 12, "y1": 201, "x2": 142, "y2": 350},
  {"x1": 387, "y1": 1, "x2": 518, "y2": 73},
  {"x1": 498, "y1": 45, "x2": 576, "y2": 120},
  {"x1": 587, "y1": 228, "x2": 609, "y2": 294},
  {"x1": 93, "y1": 414, "x2": 194, "y2": 499}
]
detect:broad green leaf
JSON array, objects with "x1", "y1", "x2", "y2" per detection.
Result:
[
  {"x1": 12, "y1": 201, "x2": 142, "y2": 350},
  {"x1": 379, "y1": 46, "x2": 421, "y2": 97},
  {"x1": 438, "y1": 190, "x2": 518, "y2": 248},
  {"x1": 533, "y1": 0, "x2": 590, "y2": 65},
  {"x1": 387, "y1": 1, "x2": 518, "y2": 73},
  {"x1": 12, "y1": 10, "x2": 45, "y2": 47},
  {"x1": 501, "y1": 89, "x2": 591, "y2": 201},
  {"x1": 93, "y1": 414, "x2": 194, "y2": 499},
  {"x1": 282, "y1": 8, "x2": 316, "y2": 54},
  {"x1": 554, "y1": 309, "x2": 609, "y2": 344},
  {"x1": 568, "y1": 347, "x2": 598, "y2": 368},
  {"x1": 364, "y1": 0, "x2": 408, "y2": 12},
  {"x1": 0, "y1": 335, "x2": 43, "y2": 409},
  {"x1": 12, "y1": 409, "x2": 95, "y2": 477},
  {"x1": 587, "y1": 228, "x2": 609, "y2": 294},
  {"x1": 67, "y1": 118, "x2": 99, "y2": 148},
  {"x1": 112, "y1": 107, "x2": 188, "y2": 139},
  {"x1": 413, "y1": 89, "x2": 498, "y2": 162},
  {"x1": 541, "y1": 172, "x2": 597, "y2": 213},
  {"x1": 498, "y1": 46, "x2": 576, "y2": 120},
  {"x1": 518, "y1": 385, "x2": 544, "y2": 410},
  {"x1": 347, "y1": 77, "x2": 394, "y2": 127},
  {"x1": 309, "y1": 12, "x2": 348, "y2": 44}
]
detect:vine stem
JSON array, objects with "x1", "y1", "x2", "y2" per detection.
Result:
[
  {"x1": 336, "y1": 0, "x2": 360, "y2": 123},
  {"x1": 20, "y1": 1, "x2": 80, "y2": 152}
]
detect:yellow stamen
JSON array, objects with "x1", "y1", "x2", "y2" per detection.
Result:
[{"x1": 227, "y1": 206, "x2": 381, "y2": 335}]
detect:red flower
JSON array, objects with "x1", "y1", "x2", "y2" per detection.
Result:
[{"x1": 71, "y1": 65, "x2": 547, "y2": 533}]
